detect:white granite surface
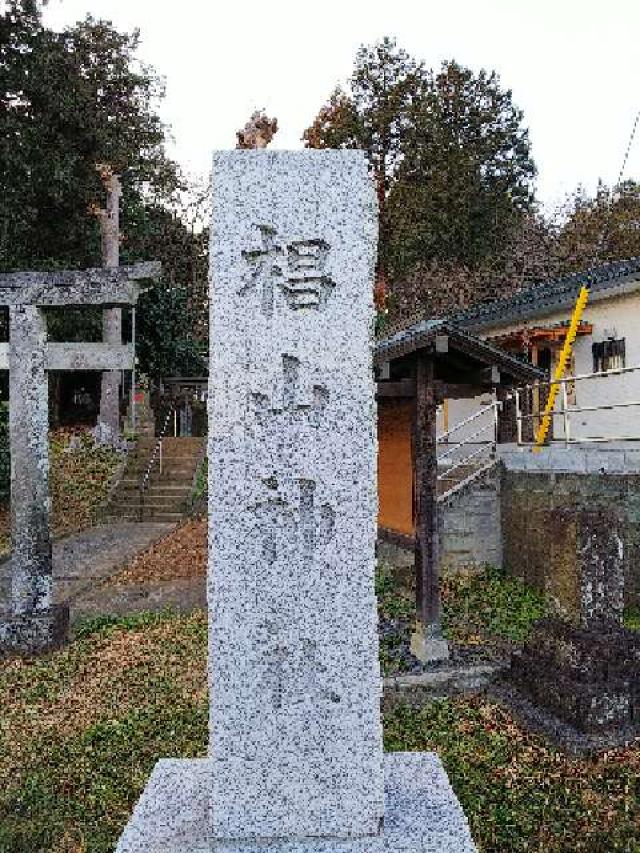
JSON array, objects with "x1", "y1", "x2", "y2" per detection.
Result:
[
  {"x1": 116, "y1": 150, "x2": 476, "y2": 853},
  {"x1": 115, "y1": 753, "x2": 476, "y2": 852}
]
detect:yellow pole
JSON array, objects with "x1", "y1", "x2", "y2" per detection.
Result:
[{"x1": 533, "y1": 285, "x2": 589, "y2": 451}]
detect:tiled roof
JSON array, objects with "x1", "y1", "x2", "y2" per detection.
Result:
[
  {"x1": 374, "y1": 319, "x2": 545, "y2": 381},
  {"x1": 452, "y1": 257, "x2": 640, "y2": 331}
]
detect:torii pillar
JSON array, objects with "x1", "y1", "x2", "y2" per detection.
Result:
[{"x1": 0, "y1": 262, "x2": 160, "y2": 656}]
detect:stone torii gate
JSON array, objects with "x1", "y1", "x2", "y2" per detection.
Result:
[{"x1": 0, "y1": 262, "x2": 160, "y2": 656}]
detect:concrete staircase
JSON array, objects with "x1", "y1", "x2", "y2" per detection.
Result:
[{"x1": 105, "y1": 437, "x2": 204, "y2": 523}]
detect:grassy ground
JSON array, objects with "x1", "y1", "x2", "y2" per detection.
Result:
[
  {"x1": 1, "y1": 610, "x2": 638, "y2": 852},
  {"x1": 1, "y1": 565, "x2": 639, "y2": 852},
  {"x1": 377, "y1": 562, "x2": 549, "y2": 675},
  {"x1": 0, "y1": 428, "x2": 122, "y2": 556}
]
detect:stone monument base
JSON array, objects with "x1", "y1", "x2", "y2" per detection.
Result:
[
  {"x1": 511, "y1": 617, "x2": 640, "y2": 733},
  {"x1": 0, "y1": 603, "x2": 69, "y2": 656},
  {"x1": 116, "y1": 752, "x2": 476, "y2": 853},
  {"x1": 410, "y1": 627, "x2": 450, "y2": 664}
]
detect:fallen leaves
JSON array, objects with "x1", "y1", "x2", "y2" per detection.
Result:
[{"x1": 107, "y1": 518, "x2": 207, "y2": 586}]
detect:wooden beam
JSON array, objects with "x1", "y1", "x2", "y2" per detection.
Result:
[
  {"x1": 413, "y1": 351, "x2": 443, "y2": 636},
  {"x1": 375, "y1": 378, "x2": 416, "y2": 398},
  {"x1": 435, "y1": 382, "x2": 487, "y2": 400}
]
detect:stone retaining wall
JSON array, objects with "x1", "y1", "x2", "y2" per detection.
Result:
[{"x1": 501, "y1": 448, "x2": 640, "y2": 612}]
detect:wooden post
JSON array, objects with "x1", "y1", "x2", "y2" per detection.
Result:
[
  {"x1": 496, "y1": 385, "x2": 517, "y2": 444},
  {"x1": 410, "y1": 350, "x2": 449, "y2": 663}
]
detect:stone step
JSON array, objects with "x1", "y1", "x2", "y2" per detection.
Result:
[
  {"x1": 140, "y1": 511, "x2": 184, "y2": 523},
  {"x1": 117, "y1": 482, "x2": 192, "y2": 494},
  {"x1": 120, "y1": 470, "x2": 197, "y2": 483},
  {"x1": 110, "y1": 498, "x2": 186, "y2": 511},
  {"x1": 104, "y1": 508, "x2": 185, "y2": 523},
  {"x1": 161, "y1": 437, "x2": 204, "y2": 448},
  {"x1": 125, "y1": 460, "x2": 200, "y2": 472}
]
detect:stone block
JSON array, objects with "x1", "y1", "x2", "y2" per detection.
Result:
[
  {"x1": 0, "y1": 603, "x2": 69, "y2": 656},
  {"x1": 510, "y1": 618, "x2": 639, "y2": 733},
  {"x1": 115, "y1": 753, "x2": 477, "y2": 853},
  {"x1": 410, "y1": 629, "x2": 450, "y2": 664},
  {"x1": 583, "y1": 451, "x2": 627, "y2": 474}
]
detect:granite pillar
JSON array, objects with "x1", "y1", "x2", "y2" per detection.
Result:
[
  {"x1": 0, "y1": 305, "x2": 69, "y2": 653},
  {"x1": 116, "y1": 151, "x2": 475, "y2": 852}
]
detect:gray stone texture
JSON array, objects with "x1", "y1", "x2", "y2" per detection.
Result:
[
  {"x1": 8, "y1": 304, "x2": 52, "y2": 614},
  {"x1": 0, "y1": 341, "x2": 133, "y2": 370},
  {"x1": 0, "y1": 261, "x2": 155, "y2": 655},
  {"x1": 511, "y1": 617, "x2": 640, "y2": 733},
  {"x1": 116, "y1": 150, "x2": 475, "y2": 852},
  {"x1": 207, "y1": 151, "x2": 382, "y2": 840},
  {"x1": 0, "y1": 602, "x2": 68, "y2": 655},
  {"x1": 98, "y1": 308, "x2": 123, "y2": 440},
  {"x1": 438, "y1": 466, "x2": 501, "y2": 573},
  {"x1": 502, "y1": 459, "x2": 640, "y2": 734},
  {"x1": 115, "y1": 753, "x2": 476, "y2": 853},
  {"x1": 378, "y1": 466, "x2": 501, "y2": 578},
  {"x1": 0, "y1": 261, "x2": 159, "y2": 305},
  {"x1": 500, "y1": 465, "x2": 640, "y2": 613}
]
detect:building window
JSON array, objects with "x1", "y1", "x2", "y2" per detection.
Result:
[{"x1": 592, "y1": 338, "x2": 626, "y2": 373}]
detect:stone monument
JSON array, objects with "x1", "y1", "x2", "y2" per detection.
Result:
[{"x1": 116, "y1": 150, "x2": 475, "y2": 851}]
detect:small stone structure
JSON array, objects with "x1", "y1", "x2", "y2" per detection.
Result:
[
  {"x1": 0, "y1": 263, "x2": 159, "y2": 656},
  {"x1": 505, "y1": 450, "x2": 640, "y2": 734},
  {"x1": 116, "y1": 151, "x2": 475, "y2": 851},
  {"x1": 501, "y1": 446, "x2": 640, "y2": 613}
]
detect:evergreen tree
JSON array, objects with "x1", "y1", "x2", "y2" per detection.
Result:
[{"x1": 304, "y1": 40, "x2": 536, "y2": 287}]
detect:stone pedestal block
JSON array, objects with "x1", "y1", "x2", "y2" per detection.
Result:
[
  {"x1": 115, "y1": 753, "x2": 476, "y2": 853},
  {"x1": 0, "y1": 602, "x2": 69, "y2": 656},
  {"x1": 511, "y1": 617, "x2": 640, "y2": 733},
  {"x1": 410, "y1": 626, "x2": 450, "y2": 664}
]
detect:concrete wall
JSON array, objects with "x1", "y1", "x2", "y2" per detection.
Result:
[
  {"x1": 439, "y1": 466, "x2": 501, "y2": 574},
  {"x1": 379, "y1": 466, "x2": 502, "y2": 576},
  {"x1": 500, "y1": 448, "x2": 640, "y2": 613}
]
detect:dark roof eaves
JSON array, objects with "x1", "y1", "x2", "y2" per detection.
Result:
[
  {"x1": 452, "y1": 261, "x2": 640, "y2": 333},
  {"x1": 374, "y1": 320, "x2": 544, "y2": 380}
]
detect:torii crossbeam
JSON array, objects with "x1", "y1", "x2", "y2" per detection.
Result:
[{"x1": 0, "y1": 262, "x2": 160, "y2": 655}]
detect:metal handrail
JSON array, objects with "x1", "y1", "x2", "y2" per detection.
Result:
[
  {"x1": 437, "y1": 441, "x2": 495, "y2": 481},
  {"x1": 138, "y1": 406, "x2": 175, "y2": 520},
  {"x1": 438, "y1": 418, "x2": 495, "y2": 460},
  {"x1": 436, "y1": 396, "x2": 502, "y2": 494},
  {"x1": 514, "y1": 363, "x2": 640, "y2": 447},
  {"x1": 517, "y1": 363, "x2": 640, "y2": 392},
  {"x1": 437, "y1": 397, "x2": 502, "y2": 443}
]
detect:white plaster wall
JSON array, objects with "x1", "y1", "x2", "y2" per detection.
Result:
[
  {"x1": 437, "y1": 393, "x2": 495, "y2": 468},
  {"x1": 446, "y1": 291, "x2": 640, "y2": 443}
]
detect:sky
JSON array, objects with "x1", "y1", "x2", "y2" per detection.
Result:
[{"x1": 42, "y1": 0, "x2": 640, "y2": 211}]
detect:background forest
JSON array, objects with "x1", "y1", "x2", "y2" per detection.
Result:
[{"x1": 2, "y1": 3, "x2": 640, "y2": 351}]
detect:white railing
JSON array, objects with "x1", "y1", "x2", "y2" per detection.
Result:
[
  {"x1": 436, "y1": 397, "x2": 501, "y2": 496},
  {"x1": 138, "y1": 405, "x2": 176, "y2": 519},
  {"x1": 513, "y1": 363, "x2": 640, "y2": 446},
  {"x1": 435, "y1": 362, "x2": 640, "y2": 495}
]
